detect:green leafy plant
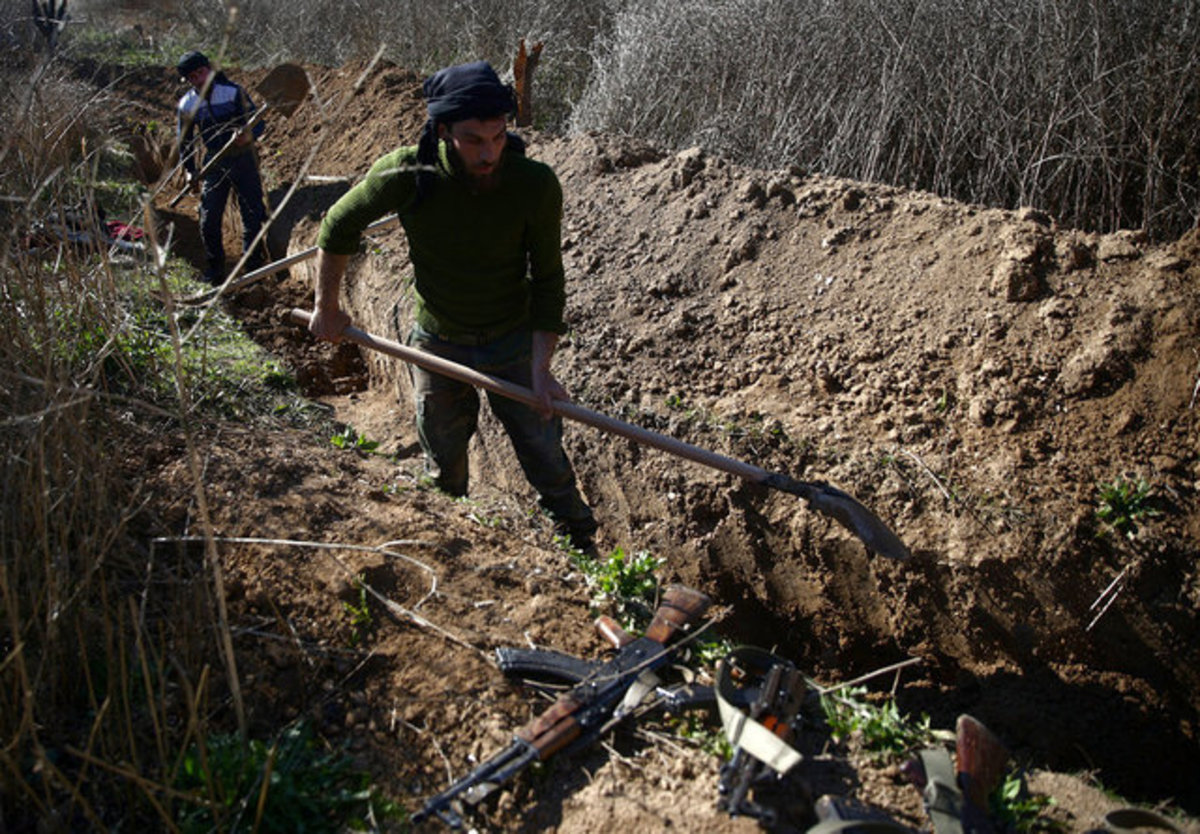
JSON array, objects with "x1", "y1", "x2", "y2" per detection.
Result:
[
  {"x1": 173, "y1": 722, "x2": 402, "y2": 832},
  {"x1": 691, "y1": 634, "x2": 736, "y2": 667},
  {"x1": 934, "y1": 387, "x2": 952, "y2": 414},
  {"x1": 593, "y1": 547, "x2": 662, "y2": 604},
  {"x1": 330, "y1": 426, "x2": 379, "y2": 453},
  {"x1": 820, "y1": 686, "x2": 933, "y2": 760},
  {"x1": 668, "y1": 709, "x2": 732, "y2": 759},
  {"x1": 1095, "y1": 476, "x2": 1160, "y2": 538},
  {"x1": 342, "y1": 576, "x2": 373, "y2": 646},
  {"x1": 565, "y1": 544, "x2": 663, "y2": 629},
  {"x1": 990, "y1": 771, "x2": 1061, "y2": 833},
  {"x1": 467, "y1": 509, "x2": 504, "y2": 529}
]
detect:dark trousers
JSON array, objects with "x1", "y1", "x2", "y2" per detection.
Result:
[
  {"x1": 199, "y1": 150, "x2": 266, "y2": 280},
  {"x1": 405, "y1": 324, "x2": 596, "y2": 538}
]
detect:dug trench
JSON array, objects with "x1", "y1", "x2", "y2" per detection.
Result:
[{"x1": 137, "y1": 59, "x2": 1198, "y2": 830}]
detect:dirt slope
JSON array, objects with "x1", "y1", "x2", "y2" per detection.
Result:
[{"x1": 136, "y1": 58, "x2": 1200, "y2": 832}]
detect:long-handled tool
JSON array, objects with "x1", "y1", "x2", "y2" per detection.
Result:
[
  {"x1": 181, "y1": 214, "x2": 400, "y2": 305},
  {"x1": 287, "y1": 309, "x2": 910, "y2": 561},
  {"x1": 167, "y1": 63, "x2": 311, "y2": 208}
]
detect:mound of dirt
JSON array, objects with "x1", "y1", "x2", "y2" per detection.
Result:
[{"x1": 140, "y1": 58, "x2": 1199, "y2": 831}]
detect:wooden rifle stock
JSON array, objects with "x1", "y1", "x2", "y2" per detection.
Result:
[
  {"x1": 646, "y1": 584, "x2": 711, "y2": 643},
  {"x1": 955, "y1": 714, "x2": 1010, "y2": 811},
  {"x1": 905, "y1": 715, "x2": 1011, "y2": 834},
  {"x1": 595, "y1": 584, "x2": 711, "y2": 650},
  {"x1": 595, "y1": 614, "x2": 635, "y2": 649},
  {"x1": 514, "y1": 692, "x2": 588, "y2": 759}
]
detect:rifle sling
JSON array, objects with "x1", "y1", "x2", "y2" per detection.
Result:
[{"x1": 919, "y1": 747, "x2": 965, "y2": 834}]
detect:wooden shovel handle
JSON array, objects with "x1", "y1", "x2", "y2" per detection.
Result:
[{"x1": 287, "y1": 309, "x2": 771, "y2": 485}]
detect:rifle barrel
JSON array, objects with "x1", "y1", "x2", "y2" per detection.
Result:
[{"x1": 413, "y1": 738, "x2": 539, "y2": 826}]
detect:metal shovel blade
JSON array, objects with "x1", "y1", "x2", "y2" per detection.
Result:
[
  {"x1": 255, "y1": 63, "x2": 310, "y2": 116},
  {"x1": 763, "y1": 474, "x2": 910, "y2": 561}
]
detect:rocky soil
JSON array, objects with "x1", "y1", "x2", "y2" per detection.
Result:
[{"x1": 120, "y1": 57, "x2": 1200, "y2": 832}]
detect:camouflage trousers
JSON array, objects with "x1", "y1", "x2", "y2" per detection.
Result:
[{"x1": 405, "y1": 323, "x2": 597, "y2": 542}]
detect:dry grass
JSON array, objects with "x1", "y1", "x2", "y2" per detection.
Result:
[
  {"x1": 1, "y1": 9, "x2": 372, "y2": 822},
  {"x1": 0, "y1": 47, "x2": 272, "y2": 831},
  {"x1": 569, "y1": 0, "x2": 1200, "y2": 241}
]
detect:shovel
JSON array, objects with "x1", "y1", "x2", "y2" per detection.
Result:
[
  {"x1": 168, "y1": 63, "x2": 311, "y2": 208},
  {"x1": 287, "y1": 309, "x2": 910, "y2": 561},
  {"x1": 180, "y1": 214, "x2": 401, "y2": 305}
]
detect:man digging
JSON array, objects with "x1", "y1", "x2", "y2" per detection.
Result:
[
  {"x1": 307, "y1": 60, "x2": 598, "y2": 551},
  {"x1": 175, "y1": 50, "x2": 269, "y2": 284}
]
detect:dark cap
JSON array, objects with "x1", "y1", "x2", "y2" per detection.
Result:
[{"x1": 176, "y1": 50, "x2": 210, "y2": 77}]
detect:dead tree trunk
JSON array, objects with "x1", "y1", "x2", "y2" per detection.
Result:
[{"x1": 513, "y1": 38, "x2": 543, "y2": 128}]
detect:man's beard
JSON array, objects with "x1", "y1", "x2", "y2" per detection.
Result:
[
  {"x1": 450, "y1": 147, "x2": 502, "y2": 192},
  {"x1": 469, "y1": 168, "x2": 500, "y2": 191}
]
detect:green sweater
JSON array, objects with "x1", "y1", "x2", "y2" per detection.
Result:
[{"x1": 317, "y1": 142, "x2": 568, "y2": 339}]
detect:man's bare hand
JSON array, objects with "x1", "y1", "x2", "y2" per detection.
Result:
[
  {"x1": 531, "y1": 368, "x2": 568, "y2": 420},
  {"x1": 308, "y1": 306, "x2": 350, "y2": 343},
  {"x1": 312, "y1": 250, "x2": 351, "y2": 342},
  {"x1": 530, "y1": 330, "x2": 566, "y2": 419}
]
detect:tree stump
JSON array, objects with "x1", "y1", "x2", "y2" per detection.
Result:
[{"x1": 513, "y1": 38, "x2": 543, "y2": 128}]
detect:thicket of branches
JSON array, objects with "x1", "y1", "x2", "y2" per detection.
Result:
[
  {"x1": 1, "y1": 64, "x2": 210, "y2": 830},
  {"x1": 0, "y1": 44, "x2": 335, "y2": 829},
  {"x1": 570, "y1": 0, "x2": 1200, "y2": 240},
  {"x1": 81, "y1": 0, "x2": 1199, "y2": 239},
  {"x1": 273, "y1": 0, "x2": 1200, "y2": 238},
  {"x1": 173, "y1": 0, "x2": 617, "y2": 146}
]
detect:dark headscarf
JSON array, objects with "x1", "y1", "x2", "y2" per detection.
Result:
[
  {"x1": 413, "y1": 61, "x2": 522, "y2": 204},
  {"x1": 423, "y1": 60, "x2": 516, "y2": 124}
]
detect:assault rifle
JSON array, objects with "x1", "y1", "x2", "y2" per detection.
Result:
[
  {"x1": 715, "y1": 647, "x2": 807, "y2": 825},
  {"x1": 412, "y1": 584, "x2": 711, "y2": 828}
]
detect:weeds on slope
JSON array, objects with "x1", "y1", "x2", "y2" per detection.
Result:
[{"x1": 0, "y1": 41, "x2": 387, "y2": 832}]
